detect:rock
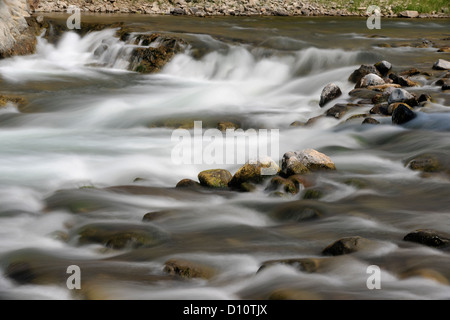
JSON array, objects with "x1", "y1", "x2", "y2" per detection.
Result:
[
  {"x1": 258, "y1": 258, "x2": 322, "y2": 273},
  {"x1": 362, "y1": 118, "x2": 380, "y2": 125},
  {"x1": 322, "y1": 236, "x2": 372, "y2": 256},
  {"x1": 392, "y1": 104, "x2": 416, "y2": 125},
  {"x1": 443, "y1": 83, "x2": 450, "y2": 91},
  {"x1": 387, "y1": 102, "x2": 411, "y2": 115},
  {"x1": 0, "y1": 0, "x2": 39, "y2": 59},
  {"x1": 175, "y1": 178, "x2": 201, "y2": 189},
  {"x1": 265, "y1": 176, "x2": 297, "y2": 194},
  {"x1": 268, "y1": 288, "x2": 322, "y2": 300},
  {"x1": 348, "y1": 88, "x2": 380, "y2": 99},
  {"x1": 388, "y1": 88, "x2": 417, "y2": 106},
  {"x1": 404, "y1": 229, "x2": 450, "y2": 249},
  {"x1": 417, "y1": 93, "x2": 431, "y2": 103},
  {"x1": 282, "y1": 149, "x2": 335, "y2": 175},
  {"x1": 374, "y1": 60, "x2": 392, "y2": 76},
  {"x1": 269, "y1": 201, "x2": 323, "y2": 222},
  {"x1": 303, "y1": 188, "x2": 323, "y2": 200},
  {"x1": 370, "y1": 104, "x2": 389, "y2": 116},
  {"x1": 228, "y1": 158, "x2": 280, "y2": 190},
  {"x1": 170, "y1": 7, "x2": 186, "y2": 15},
  {"x1": 198, "y1": 169, "x2": 232, "y2": 188},
  {"x1": 348, "y1": 65, "x2": 382, "y2": 83},
  {"x1": 437, "y1": 47, "x2": 450, "y2": 53},
  {"x1": 399, "y1": 68, "x2": 421, "y2": 77},
  {"x1": 432, "y1": 59, "x2": 450, "y2": 71},
  {"x1": 346, "y1": 114, "x2": 368, "y2": 122},
  {"x1": 389, "y1": 73, "x2": 418, "y2": 87},
  {"x1": 289, "y1": 121, "x2": 304, "y2": 127},
  {"x1": 75, "y1": 223, "x2": 169, "y2": 249},
  {"x1": 129, "y1": 33, "x2": 187, "y2": 73},
  {"x1": 356, "y1": 74, "x2": 385, "y2": 88},
  {"x1": 142, "y1": 210, "x2": 178, "y2": 222},
  {"x1": 399, "y1": 10, "x2": 419, "y2": 18},
  {"x1": 217, "y1": 121, "x2": 239, "y2": 132},
  {"x1": 163, "y1": 258, "x2": 215, "y2": 279},
  {"x1": 400, "y1": 269, "x2": 449, "y2": 285},
  {"x1": 305, "y1": 115, "x2": 324, "y2": 126},
  {"x1": 407, "y1": 154, "x2": 441, "y2": 172},
  {"x1": 0, "y1": 95, "x2": 27, "y2": 108},
  {"x1": 319, "y1": 83, "x2": 342, "y2": 107},
  {"x1": 325, "y1": 104, "x2": 351, "y2": 119}
]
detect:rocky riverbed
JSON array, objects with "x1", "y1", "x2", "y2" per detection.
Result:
[{"x1": 0, "y1": 12, "x2": 450, "y2": 300}]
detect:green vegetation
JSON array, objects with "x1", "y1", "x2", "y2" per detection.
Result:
[{"x1": 315, "y1": 0, "x2": 449, "y2": 14}]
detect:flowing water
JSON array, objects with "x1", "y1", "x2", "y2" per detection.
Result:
[{"x1": 0, "y1": 15, "x2": 449, "y2": 300}]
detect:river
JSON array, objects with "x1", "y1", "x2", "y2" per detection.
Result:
[{"x1": 0, "y1": 15, "x2": 449, "y2": 300}]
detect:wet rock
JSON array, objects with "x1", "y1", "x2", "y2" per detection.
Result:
[
  {"x1": 129, "y1": 33, "x2": 186, "y2": 73},
  {"x1": 406, "y1": 154, "x2": 441, "y2": 173},
  {"x1": 370, "y1": 103, "x2": 389, "y2": 116},
  {"x1": 163, "y1": 258, "x2": 215, "y2": 279},
  {"x1": 175, "y1": 179, "x2": 201, "y2": 189},
  {"x1": 345, "y1": 114, "x2": 367, "y2": 122},
  {"x1": 322, "y1": 236, "x2": 372, "y2": 256},
  {"x1": 269, "y1": 201, "x2": 323, "y2": 222},
  {"x1": 268, "y1": 288, "x2": 322, "y2": 300},
  {"x1": 348, "y1": 88, "x2": 379, "y2": 99},
  {"x1": 282, "y1": 149, "x2": 336, "y2": 173},
  {"x1": 443, "y1": 83, "x2": 450, "y2": 91},
  {"x1": 229, "y1": 158, "x2": 280, "y2": 190},
  {"x1": 319, "y1": 83, "x2": 342, "y2": 107},
  {"x1": 198, "y1": 169, "x2": 232, "y2": 188},
  {"x1": 75, "y1": 223, "x2": 169, "y2": 250},
  {"x1": 362, "y1": 118, "x2": 380, "y2": 125},
  {"x1": 403, "y1": 229, "x2": 450, "y2": 249},
  {"x1": 374, "y1": 60, "x2": 392, "y2": 76},
  {"x1": 348, "y1": 65, "x2": 381, "y2": 83},
  {"x1": 0, "y1": 95, "x2": 27, "y2": 108},
  {"x1": 217, "y1": 121, "x2": 239, "y2": 132},
  {"x1": 142, "y1": 210, "x2": 178, "y2": 222},
  {"x1": 258, "y1": 258, "x2": 322, "y2": 273},
  {"x1": 432, "y1": 59, "x2": 450, "y2": 70},
  {"x1": 356, "y1": 74, "x2": 385, "y2": 88},
  {"x1": 265, "y1": 176, "x2": 298, "y2": 194},
  {"x1": 392, "y1": 104, "x2": 417, "y2": 125},
  {"x1": 437, "y1": 47, "x2": 450, "y2": 53},
  {"x1": 417, "y1": 93, "x2": 431, "y2": 103},
  {"x1": 325, "y1": 104, "x2": 352, "y2": 119},
  {"x1": 303, "y1": 189, "x2": 323, "y2": 200},
  {"x1": 387, "y1": 88, "x2": 418, "y2": 106},
  {"x1": 400, "y1": 268, "x2": 449, "y2": 285},
  {"x1": 398, "y1": 10, "x2": 419, "y2": 18},
  {"x1": 305, "y1": 115, "x2": 324, "y2": 126},
  {"x1": 287, "y1": 175, "x2": 313, "y2": 189},
  {"x1": 389, "y1": 73, "x2": 418, "y2": 87},
  {"x1": 289, "y1": 121, "x2": 304, "y2": 127},
  {"x1": 387, "y1": 102, "x2": 411, "y2": 115}
]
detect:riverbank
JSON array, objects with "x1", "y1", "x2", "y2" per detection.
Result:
[{"x1": 33, "y1": 0, "x2": 450, "y2": 18}]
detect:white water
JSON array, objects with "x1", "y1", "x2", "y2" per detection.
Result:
[{"x1": 0, "y1": 20, "x2": 449, "y2": 300}]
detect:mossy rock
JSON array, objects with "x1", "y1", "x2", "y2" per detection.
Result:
[
  {"x1": 303, "y1": 189, "x2": 323, "y2": 200},
  {"x1": 406, "y1": 154, "x2": 441, "y2": 172},
  {"x1": 198, "y1": 169, "x2": 232, "y2": 188},
  {"x1": 229, "y1": 158, "x2": 280, "y2": 190},
  {"x1": 75, "y1": 223, "x2": 169, "y2": 250},
  {"x1": 175, "y1": 179, "x2": 202, "y2": 189},
  {"x1": 265, "y1": 176, "x2": 298, "y2": 194}
]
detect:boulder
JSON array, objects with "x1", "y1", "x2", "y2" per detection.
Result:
[
  {"x1": 348, "y1": 65, "x2": 381, "y2": 83},
  {"x1": 399, "y1": 10, "x2": 419, "y2": 18},
  {"x1": 432, "y1": 59, "x2": 450, "y2": 71},
  {"x1": 389, "y1": 73, "x2": 418, "y2": 87},
  {"x1": 404, "y1": 229, "x2": 450, "y2": 249},
  {"x1": 319, "y1": 83, "x2": 342, "y2": 107},
  {"x1": 322, "y1": 236, "x2": 372, "y2": 256},
  {"x1": 282, "y1": 149, "x2": 336, "y2": 173},
  {"x1": 387, "y1": 88, "x2": 417, "y2": 106},
  {"x1": 356, "y1": 74, "x2": 385, "y2": 88},
  {"x1": 75, "y1": 222, "x2": 169, "y2": 249},
  {"x1": 198, "y1": 169, "x2": 232, "y2": 188},
  {"x1": 374, "y1": 60, "x2": 392, "y2": 76},
  {"x1": 228, "y1": 158, "x2": 280, "y2": 190},
  {"x1": 392, "y1": 104, "x2": 416, "y2": 125}
]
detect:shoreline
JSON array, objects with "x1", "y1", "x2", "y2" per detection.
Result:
[{"x1": 33, "y1": 1, "x2": 450, "y2": 18}]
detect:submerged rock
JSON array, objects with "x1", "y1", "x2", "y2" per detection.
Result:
[
  {"x1": 175, "y1": 179, "x2": 201, "y2": 189},
  {"x1": 163, "y1": 258, "x2": 215, "y2": 280},
  {"x1": 322, "y1": 236, "x2": 372, "y2": 256},
  {"x1": 319, "y1": 83, "x2": 342, "y2": 107},
  {"x1": 325, "y1": 103, "x2": 351, "y2": 119},
  {"x1": 282, "y1": 149, "x2": 336, "y2": 173},
  {"x1": 265, "y1": 176, "x2": 298, "y2": 194},
  {"x1": 404, "y1": 229, "x2": 450, "y2": 249},
  {"x1": 392, "y1": 103, "x2": 416, "y2": 125},
  {"x1": 217, "y1": 121, "x2": 239, "y2": 132},
  {"x1": 362, "y1": 117, "x2": 380, "y2": 125},
  {"x1": 407, "y1": 154, "x2": 441, "y2": 172},
  {"x1": 198, "y1": 169, "x2": 232, "y2": 188},
  {"x1": 258, "y1": 258, "x2": 322, "y2": 273}
]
